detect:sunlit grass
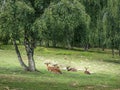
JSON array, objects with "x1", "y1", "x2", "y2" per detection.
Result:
[{"x1": 0, "y1": 45, "x2": 120, "y2": 90}]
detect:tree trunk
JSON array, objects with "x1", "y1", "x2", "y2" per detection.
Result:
[
  {"x1": 98, "y1": 36, "x2": 101, "y2": 48},
  {"x1": 11, "y1": 0, "x2": 29, "y2": 71},
  {"x1": 102, "y1": 47, "x2": 104, "y2": 51},
  {"x1": 26, "y1": 46, "x2": 36, "y2": 71},
  {"x1": 66, "y1": 39, "x2": 71, "y2": 49},
  {"x1": 102, "y1": 44, "x2": 105, "y2": 51},
  {"x1": 112, "y1": 48, "x2": 114, "y2": 57},
  {"x1": 12, "y1": 39, "x2": 28, "y2": 71},
  {"x1": 53, "y1": 40, "x2": 56, "y2": 47},
  {"x1": 84, "y1": 43, "x2": 89, "y2": 51},
  {"x1": 119, "y1": 49, "x2": 120, "y2": 56},
  {"x1": 84, "y1": 36, "x2": 89, "y2": 51},
  {"x1": 119, "y1": 45, "x2": 120, "y2": 56},
  {"x1": 111, "y1": 40, "x2": 114, "y2": 57},
  {"x1": 24, "y1": 34, "x2": 36, "y2": 71},
  {"x1": 46, "y1": 40, "x2": 49, "y2": 47}
]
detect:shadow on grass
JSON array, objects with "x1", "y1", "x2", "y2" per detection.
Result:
[
  {"x1": 46, "y1": 46, "x2": 114, "y2": 55},
  {"x1": 0, "y1": 74, "x2": 114, "y2": 90},
  {"x1": 103, "y1": 59, "x2": 120, "y2": 64}
]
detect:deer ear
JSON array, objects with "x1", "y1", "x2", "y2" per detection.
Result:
[{"x1": 85, "y1": 67, "x2": 88, "y2": 70}]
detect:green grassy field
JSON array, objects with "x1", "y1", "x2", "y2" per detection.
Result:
[{"x1": 0, "y1": 45, "x2": 120, "y2": 90}]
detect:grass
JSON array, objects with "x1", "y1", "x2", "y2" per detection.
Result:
[{"x1": 0, "y1": 45, "x2": 120, "y2": 90}]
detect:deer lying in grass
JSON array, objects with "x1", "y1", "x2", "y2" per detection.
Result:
[
  {"x1": 44, "y1": 63, "x2": 62, "y2": 74},
  {"x1": 53, "y1": 64, "x2": 60, "y2": 69},
  {"x1": 66, "y1": 66, "x2": 77, "y2": 72},
  {"x1": 84, "y1": 67, "x2": 91, "y2": 75}
]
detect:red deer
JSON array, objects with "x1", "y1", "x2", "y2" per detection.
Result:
[
  {"x1": 44, "y1": 63, "x2": 62, "y2": 74},
  {"x1": 53, "y1": 64, "x2": 60, "y2": 69},
  {"x1": 66, "y1": 66, "x2": 77, "y2": 72},
  {"x1": 84, "y1": 67, "x2": 91, "y2": 75}
]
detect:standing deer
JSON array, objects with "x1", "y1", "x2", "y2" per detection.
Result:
[{"x1": 44, "y1": 63, "x2": 62, "y2": 74}]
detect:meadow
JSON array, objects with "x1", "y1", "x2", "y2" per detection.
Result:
[{"x1": 0, "y1": 45, "x2": 120, "y2": 90}]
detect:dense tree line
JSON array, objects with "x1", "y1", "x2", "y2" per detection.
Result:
[{"x1": 0, "y1": 0, "x2": 120, "y2": 71}]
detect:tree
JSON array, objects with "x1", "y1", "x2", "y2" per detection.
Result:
[
  {"x1": 0, "y1": 0, "x2": 51, "y2": 71},
  {"x1": 36, "y1": 0, "x2": 90, "y2": 49},
  {"x1": 102, "y1": 0, "x2": 120, "y2": 57}
]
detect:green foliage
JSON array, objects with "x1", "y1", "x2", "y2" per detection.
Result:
[
  {"x1": 35, "y1": 0, "x2": 90, "y2": 48},
  {"x1": 0, "y1": 0, "x2": 120, "y2": 51},
  {"x1": 101, "y1": 0, "x2": 120, "y2": 50}
]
